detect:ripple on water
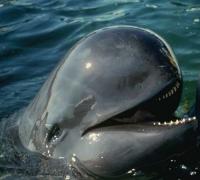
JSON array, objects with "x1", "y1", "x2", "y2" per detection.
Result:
[{"x1": 0, "y1": 0, "x2": 200, "y2": 179}]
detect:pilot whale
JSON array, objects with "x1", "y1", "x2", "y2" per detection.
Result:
[{"x1": 8, "y1": 26, "x2": 199, "y2": 178}]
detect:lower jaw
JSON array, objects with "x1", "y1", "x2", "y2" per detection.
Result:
[{"x1": 70, "y1": 117, "x2": 198, "y2": 178}]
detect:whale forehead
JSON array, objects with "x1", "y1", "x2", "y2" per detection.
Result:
[{"x1": 45, "y1": 26, "x2": 181, "y2": 123}]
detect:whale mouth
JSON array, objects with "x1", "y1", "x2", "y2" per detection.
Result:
[
  {"x1": 82, "y1": 79, "x2": 195, "y2": 136},
  {"x1": 83, "y1": 114, "x2": 197, "y2": 136}
]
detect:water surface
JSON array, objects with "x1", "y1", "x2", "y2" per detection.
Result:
[{"x1": 0, "y1": 0, "x2": 200, "y2": 179}]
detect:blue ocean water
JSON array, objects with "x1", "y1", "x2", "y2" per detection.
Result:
[{"x1": 0, "y1": 0, "x2": 200, "y2": 179}]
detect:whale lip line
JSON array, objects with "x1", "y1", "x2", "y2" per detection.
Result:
[{"x1": 82, "y1": 116, "x2": 197, "y2": 136}]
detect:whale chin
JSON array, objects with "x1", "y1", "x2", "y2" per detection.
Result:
[{"x1": 64, "y1": 116, "x2": 197, "y2": 178}]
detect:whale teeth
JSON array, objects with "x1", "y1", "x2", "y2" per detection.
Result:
[
  {"x1": 153, "y1": 116, "x2": 196, "y2": 127},
  {"x1": 157, "y1": 81, "x2": 180, "y2": 102},
  {"x1": 181, "y1": 118, "x2": 185, "y2": 123},
  {"x1": 127, "y1": 170, "x2": 133, "y2": 174},
  {"x1": 174, "y1": 87, "x2": 177, "y2": 92},
  {"x1": 127, "y1": 168, "x2": 136, "y2": 174},
  {"x1": 176, "y1": 81, "x2": 180, "y2": 88},
  {"x1": 180, "y1": 120, "x2": 184, "y2": 124}
]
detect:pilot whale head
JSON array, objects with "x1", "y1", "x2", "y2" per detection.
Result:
[{"x1": 18, "y1": 26, "x2": 198, "y2": 178}]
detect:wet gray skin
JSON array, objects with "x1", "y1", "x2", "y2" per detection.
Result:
[{"x1": 18, "y1": 26, "x2": 198, "y2": 178}]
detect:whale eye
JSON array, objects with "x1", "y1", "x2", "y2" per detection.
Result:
[{"x1": 47, "y1": 124, "x2": 62, "y2": 143}]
